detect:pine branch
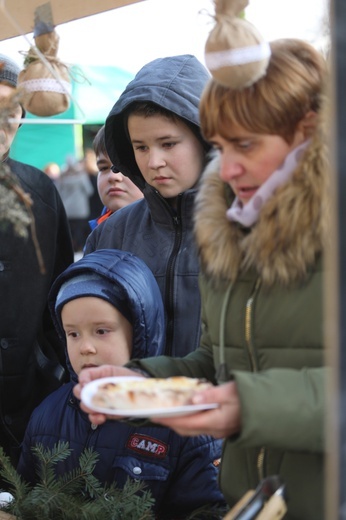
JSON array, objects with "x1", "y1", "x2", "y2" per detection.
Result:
[
  {"x1": 0, "y1": 442, "x2": 225, "y2": 520},
  {"x1": 0, "y1": 447, "x2": 29, "y2": 503},
  {"x1": 75, "y1": 447, "x2": 103, "y2": 498},
  {"x1": 0, "y1": 443, "x2": 155, "y2": 520},
  {"x1": 31, "y1": 442, "x2": 72, "y2": 488}
]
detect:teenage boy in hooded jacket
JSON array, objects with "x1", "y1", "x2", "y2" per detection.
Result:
[
  {"x1": 84, "y1": 55, "x2": 210, "y2": 358},
  {"x1": 17, "y1": 249, "x2": 225, "y2": 519}
]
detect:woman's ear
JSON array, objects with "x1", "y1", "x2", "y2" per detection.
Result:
[{"x1": 298, "y1": 111, "x2": 318, "y2": 138}]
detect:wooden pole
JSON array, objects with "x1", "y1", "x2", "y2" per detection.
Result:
[{"x1": 325, "y1": 0, "x2": 346, "y2": 518}]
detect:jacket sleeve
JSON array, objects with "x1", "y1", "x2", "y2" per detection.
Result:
[
  {"x1": 160, "y1": 435, "x2": 226, "y2": 517},
  {"x1": 232, "y1": 366, "x2": 326, "y2": 452},
  {"x1": 17, "y1": 418, "x2": 37, "y2": 485},
  {"x1": 51, "y1": 186, "x2": 75, "y2": 280},
  {"x1": 126, "y1": 342, "x2": 216, "y2": 382},
  {"x1": 84, "y1": 224, "x2": 99, "y2": 255},
  {"x1": 127, "y1": 291, "x2": 218, "y2": 383},
  {"x1": 36, "y1": 187, "x2": 74, "y2": 385}
]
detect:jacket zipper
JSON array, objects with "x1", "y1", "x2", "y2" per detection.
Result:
[
  {"x1": 164, "y1": 196, "x2": 183, "y2": 356},
  {"x1": 245, "y1": 279, "x2": 260, "y2": 371},
  {"x1": 244, "y1": 279, "x2": 265, "y2": 481}
]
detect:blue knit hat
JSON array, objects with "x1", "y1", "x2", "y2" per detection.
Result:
[
  {"x1": 0, "y1": 54, "x2": 20, "y2": 88},
  {"x1": 55, "y1": 273, "x2": 132, "y2": 329}
]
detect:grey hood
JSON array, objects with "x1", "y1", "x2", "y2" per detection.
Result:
[{"x1": 105, "y1": 54, "x2": 210, "y2": 190}]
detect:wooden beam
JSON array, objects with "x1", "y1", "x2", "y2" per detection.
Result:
[{"x1": 0, "y1": 0, "x2": 145, "y2": 41}]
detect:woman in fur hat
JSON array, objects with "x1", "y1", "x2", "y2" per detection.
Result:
[{"x1": 75, "y1": 38, "x2": 328, "y2": 520}]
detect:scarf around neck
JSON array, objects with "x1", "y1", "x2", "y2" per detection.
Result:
[{"x1": 226, "y1": 139, "x2": 311, "y2": 228}]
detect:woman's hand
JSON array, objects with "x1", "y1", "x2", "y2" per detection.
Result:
[
  {"x1": 150, "y1": 381, "x2": 241, "y2": 439},
  {"x1": 73, "y1": 365, "x2": 144, "y2": 425}
]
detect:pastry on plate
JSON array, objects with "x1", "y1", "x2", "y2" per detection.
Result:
[{"x1": 91, "y1": 376, "x2": 213, "y2": 410}]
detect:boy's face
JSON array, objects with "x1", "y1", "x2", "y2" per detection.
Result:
[
  {"x1": 128, "y1": 114, "x2": 205, "y2": 207},
  {"x1": 61, "y1": 296, "x2": 133, "y2": 375},
  {"x1": 96, "y1": 150, "x2": 143, "y2": 213}
]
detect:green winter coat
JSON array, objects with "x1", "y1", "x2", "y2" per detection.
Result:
[{"x1": 128, "y1": 122, "x2": 328, "y2": 520}]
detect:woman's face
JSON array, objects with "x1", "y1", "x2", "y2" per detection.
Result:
[
  {"x1": 210, "y1": 122, "x2": 306, "y2": 205},
  {"x1": 128, "y1": 113, "x2": 205, "y2": 207}
]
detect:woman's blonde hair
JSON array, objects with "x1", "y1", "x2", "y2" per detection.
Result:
[{"x1": 200, "y1": 38, "x2": 327, "y2": 144}]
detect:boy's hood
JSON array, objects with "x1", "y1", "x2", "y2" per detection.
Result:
[
  {"x1": 48, "y1": 249, "x2": 166, "y2": 379},
  {"x1": 105, "y1": 54, "x2": 210, "y2": 190}
]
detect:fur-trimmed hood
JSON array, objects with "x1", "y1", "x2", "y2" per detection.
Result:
[{"x1": 194, "y1": 122, "x2": 329, "y2": 286}]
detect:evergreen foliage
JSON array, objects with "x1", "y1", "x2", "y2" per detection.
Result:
[
  {"x1": 0, "y1": 444, "x2": 227, "y2": 520},
  {"x1": 0, "y1": 443, "x2": 155, "y2": 520}
]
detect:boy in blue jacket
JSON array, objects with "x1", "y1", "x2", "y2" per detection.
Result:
[
  {"x1": 88, "y1": 125, "x2": 143, "y2": 231},
  {"x1": 17, "y1": 249, "x2": 225, "y2": 519}
]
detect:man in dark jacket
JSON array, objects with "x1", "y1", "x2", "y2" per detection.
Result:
[
  {"x1": 0, "y1": 53, "x2": 74, "y2": 466},
  {"x1": 84, "y1": 55, "x2": 211, "y2": 358}
]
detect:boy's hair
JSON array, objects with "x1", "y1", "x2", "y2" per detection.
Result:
[
  {"x1": 124, "y1": 101, "x2": 176, "y2": 121},
  {"x1": 93, "y1": 125, "x2": 108, "y2": 157},
  {"x1": 200, "y1": 38, "x2": 327, "y2": 144},
  {"x1": 124, "y1": 101, "x2": 210, "y2": 152}
]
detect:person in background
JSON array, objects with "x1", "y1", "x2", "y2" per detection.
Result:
[
  {"x1": 88, "y1": 125, "x2": 143, "y2": 231},
  {"x1": 0, "y1": 53, "x2": 74, "y2": 467},
  {"x1": 43, "y1": 162, "x2": 60, "y2": 182},
  {"x1": 84, "y1": 147, "x2": 104, "y2": 222},
  {"x1": 17, "y1": 249, "x2": 226, "y2": 519},
  {"x1": 84, "y1": 55, "x2": 211, "y2": 358},
  {"x1": 55, "y1": 156, "x2": 94, "y2": 253},
  {"x1": 75, "y1": 39, "x2": 328, "y2": 520}
]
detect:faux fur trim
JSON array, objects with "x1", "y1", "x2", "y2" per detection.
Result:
[{"x1": 194, "y1": 125, "x2": 330, "y2": 286}]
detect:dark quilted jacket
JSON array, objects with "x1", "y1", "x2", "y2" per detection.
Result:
[{"x1": 0, "y1": 157, "x2": 73, "y2": 464}]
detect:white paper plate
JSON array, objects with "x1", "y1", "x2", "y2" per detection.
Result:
[{"x1": 81, "y1": 376, "x2": 218, "y2": 418}]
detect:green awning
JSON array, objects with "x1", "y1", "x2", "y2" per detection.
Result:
[{"x1": 10, "y1": 64, "x2": 133, "y2": 170}]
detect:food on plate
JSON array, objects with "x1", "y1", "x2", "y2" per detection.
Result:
[{"x1": 91, "y1": 376, "x2": 213, "y2": 410}]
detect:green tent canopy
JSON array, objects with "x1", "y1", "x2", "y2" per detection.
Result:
[{"x1": 11, "y1": 64, "x2": 134, "y2": 170}]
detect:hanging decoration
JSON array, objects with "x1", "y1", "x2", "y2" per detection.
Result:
[
  {"x1": 17, "y1": 2, "x2": 71, "y2": 117},
  {"x1": 204, "y1": 0, "x2": 271, "y2": 89}
]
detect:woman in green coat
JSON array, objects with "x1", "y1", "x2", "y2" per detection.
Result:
[{"x1": 75, "y1": 39, "x2": 328, "y2": 520}]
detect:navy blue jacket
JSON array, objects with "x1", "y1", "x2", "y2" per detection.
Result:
[
  {"x1": 17, "y1": 250, "x2": 225, "y2": 518},
  {"x1": 84, "y1": 55, "x2": 211, "y2": 358}
]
